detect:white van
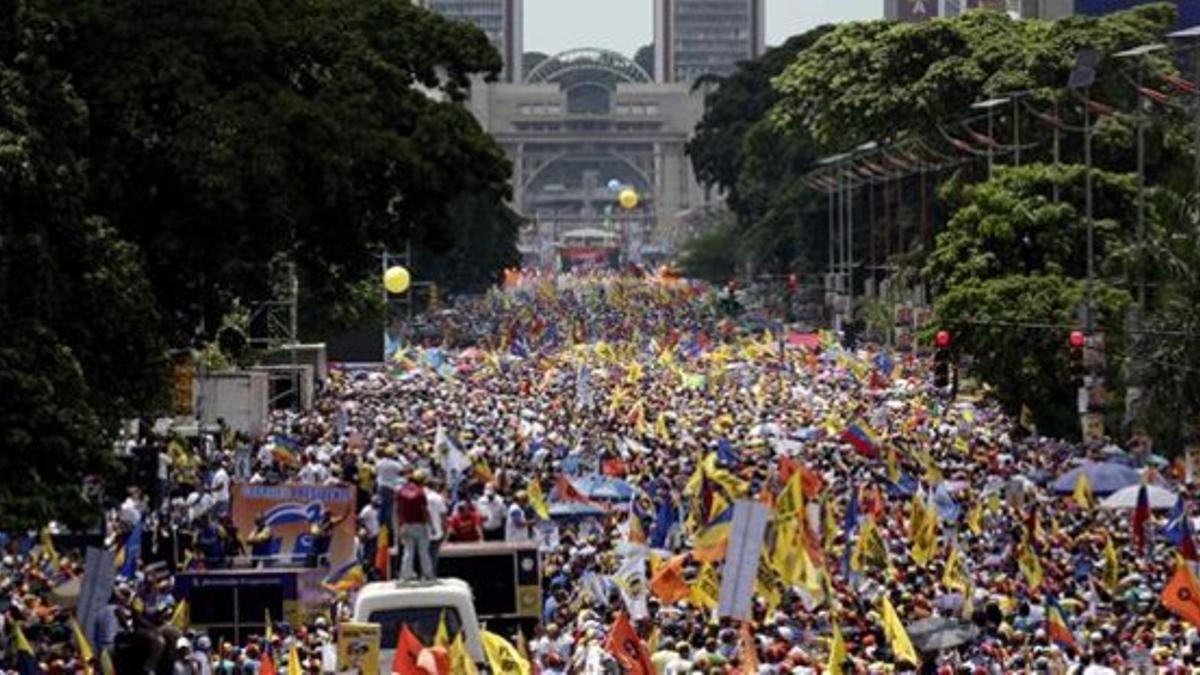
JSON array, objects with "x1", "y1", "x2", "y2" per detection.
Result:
[{"x1": 352, "y1": 578, "x2": 487, "y2": 672}]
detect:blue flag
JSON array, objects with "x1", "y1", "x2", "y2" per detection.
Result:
[
  {"x1": 649, "y1": 497, "x2": 679, "y2": 548},
  {"x1": 716, "y1": 439, "x2": 739, "y2": 467},
  {"x1": 120, "y1": 517, "x2": 143, "y2": 578}
]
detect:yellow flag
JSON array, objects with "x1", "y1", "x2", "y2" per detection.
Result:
[
  {"x1": 1102, "y1": 533, "x2": 1120, "y2": 591},
  {"x1": 880, "y1": 594, "x2": 919, "y2": 665},
  {"x1": 100, "y1": 650, "x2": 116, "y2": 675},
  {"x1": 170, "y1": 599, "x2": 189, "y2": 630},
  {"x1": 966, "y1": 500, "x2": 983, "y2": 536},
  {"x1": 482, "y1": 630, "x2": 532, "y2": 675},
  {"x1": 852, "y1": 519, "x2": 889, "y2": 573},
  {"x1": 907, "y1": 494, "x2": 927, "y2": 542},
  {"x1": 690, "y1": 563, "x2": 721, "y2": 609},
  {"x1": 40, "y1": 528, "x2": 59, "y2": 563},
  {"x1": 435, "y1": 610, "x2": 450, "y2": 648},
  {"x1": 1017, "y1": 541, "x2": 1044, "y2": 589},
  {"x1": 70, "y1": 616, "x2": 95, "y2": 666},
  {"x1": 287, "y1": 644, "x2": 302, "y2": 675},
  {"x1": 827, "y1": 621, "x2": 848, "y2": 675},
  {"x1": 655, "y1": 412, "x2": 670, "y2": 443},
  {"x1": 775, "y1": 471, "x2": 806, "y2": 526},
  {"x1": 1074, "y1": 473, "x2": 1094, "y2": 510},
  {"x1": 822, "y1": 495, "x2": 839, "y2": 553},
  {"x1": 526, "y1": 479, "x2": 550, "y2": 521},
  {"x1": 886, "y1": 447, "x2": 900, "y2": 484},
  {"x1": 912, "y1": 505, "x2": 939, "y2": 567},
  {"x1": 942, "y1": 544, "x2": 970, "y2": 592},
  {"x1": 450, "y1": 632, "x2": 480, "y2": 674}
]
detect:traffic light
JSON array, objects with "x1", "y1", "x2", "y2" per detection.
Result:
[
  {"x1": 1068, "y1": 330, "x2": 1085, "y2": 383},
  {"x1": 933, "y1": 330, "x2": 952, "y2": 389}
]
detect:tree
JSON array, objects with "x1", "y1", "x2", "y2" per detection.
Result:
[
  {"x1": 678, "y1": 215, "x2": 741, "y2": 284},
  {"x1": 53, "y1": 0, "x2": 514, "y2": 344},
  {"x1": 924, "y1": 164, "x2": 1141, "y2": 436},
  {"x1": 1, "y1": 0, "x2": 156, "y2": 527},
  {"x1": 773, "y1": 5, "x2": 1178, "y2": 150},
  {"x1": 634, "y1": 43, "x2": 654, "y2": 79}
]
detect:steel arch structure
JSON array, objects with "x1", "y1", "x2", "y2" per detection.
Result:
[{"x1": 525, "y1": 47, "x2": 653, "y2": 85}]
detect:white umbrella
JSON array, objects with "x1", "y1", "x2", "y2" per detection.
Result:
[{"x1": 1099, "y1": 484, "x2": 1178, "y2": 510}]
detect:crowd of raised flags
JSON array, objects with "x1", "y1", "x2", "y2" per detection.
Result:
[{"x1": 5, "y1": 272, "x2": 1200, "y2": 673}]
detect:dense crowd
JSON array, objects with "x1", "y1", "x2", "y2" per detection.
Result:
[{"x1": 3, "y1": 273, "x2": 1199, "y2": 674}]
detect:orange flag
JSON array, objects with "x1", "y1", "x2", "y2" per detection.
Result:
[
  {"x1": 374, "y1": 527, "x2": 391, "y2": 580},
  {"x1": 649, "y1": 555, "x2": 689, "y2": 604},
  {"x1": 604, "y1": 613, "x2": 655, "y2": 675},
  {"x1": 1163, "y1": 558, "x2": 1200, "y2": 629},
  {"x1": 739, "y1": 621, "x2": 760, "y2": 674},
  {"x1": 260, "y1": 652, "x2": 277, "y2": 675}
]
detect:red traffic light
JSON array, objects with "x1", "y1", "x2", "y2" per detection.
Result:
[
  {"x1": 1069, "y1": 330, "x2": 1085, "y2": 349},
  {"x1": 935, "y1": 330, "x2": 952, "y2": 349}
]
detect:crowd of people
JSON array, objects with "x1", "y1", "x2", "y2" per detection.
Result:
[{"x1": 3, "y1": 272, "x2": 1200, "y2": 674}]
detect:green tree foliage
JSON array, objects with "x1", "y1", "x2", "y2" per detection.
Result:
[
  {"x1": 935, "y1": 275, "x2": 1129, "y2": 438},
  {"x1": 52, "y1": 0, "x2": 513, "y2": 342},
  {"x1": 0, "y1": 0, "x2": 151, "y2": 528},
  {"x1": 683, "y1": 27, "x2": 833, "y2": 274},
  {"x1": 925, "y1": 164, "x2": 1138, "y2": 436},
  {"x1": 1, "y1": 0, "x2": 517, "y2": 527},
  {"x1": 677, "y1": 215, "x2": 741, "y2": 285},
  {"x1": 773, "y1": 4, "x2": 1178, "y2": 149}
]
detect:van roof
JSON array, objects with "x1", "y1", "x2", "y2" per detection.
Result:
[{"x1": 354, "y1": 578, "x2": 474, "y2": 607}]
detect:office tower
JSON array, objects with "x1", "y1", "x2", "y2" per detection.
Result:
[
  {"x1": 654, "y1": 0, "x2": 766, "y2": 83},
  {"x1": 422, "y1": 0, "x2": 524, "y2": 82},
  {"x1": 886, "y1": 0, "x2": 1012, "y2": 21}
]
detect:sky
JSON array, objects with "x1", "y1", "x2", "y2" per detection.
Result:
[{"x1": 524, "y1": 0, "x2": 881, "y2": 57}]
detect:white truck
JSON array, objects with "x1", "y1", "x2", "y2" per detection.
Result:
[{"x1": 352, "y1": 578, "x2": 487, "y2": 672}]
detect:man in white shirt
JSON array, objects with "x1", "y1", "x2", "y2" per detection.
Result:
[
  {"x1": 425, "y1": 483, "x2": 448, "y2": 571},
  {"x1": 209, "y1": 461, "x2": 231, "y2": 517},
  {"x1": 358, "y1": 496, "x2": 381, "y2": 575},
  {"x1": 476, "y1": 486, "x2": 507, "y2": 541},
  {"x1": 506, "y1": 492, "x2": 532, "y2": 543}
]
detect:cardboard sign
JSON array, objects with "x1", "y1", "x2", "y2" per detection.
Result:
[
  {"x1": 337, "y1": 623, "x2": 381, "y2": 675},
  {"x1": 717, "y1": 500, "x2": 770, "y2": 621},
  {"x1": 230, "y1": 483, "x2": 356, "y2": 569}
]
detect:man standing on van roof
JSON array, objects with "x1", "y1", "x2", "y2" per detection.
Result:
[{"x1": 396, "y1": 469, "x2": 435, "y2": 581}]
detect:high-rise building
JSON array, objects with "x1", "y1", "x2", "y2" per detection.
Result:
[
  {"x1": 654, "y1": 0, "x2": 766, "y2": 83},
  {"x1": 887, "y1": 0, "x2": 1196, "y2": 25},
  {"x1": 420, "y1": 0, "x2": 524, "y2": 82}
]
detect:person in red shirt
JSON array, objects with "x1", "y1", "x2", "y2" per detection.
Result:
[
  {"x1": 395, "y1": 469, "x2": 434, "y2": 580},
  {"x1": 446, "y1": 500, "x2": 484, "y2": 542}
]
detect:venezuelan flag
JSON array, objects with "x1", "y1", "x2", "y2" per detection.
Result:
[
  {"x1": 840, "y1": 420, "x2": 879, "y2": 458},
  {"x1": 1046, "y1": 596, "x2": 1078, "y2": 650}
]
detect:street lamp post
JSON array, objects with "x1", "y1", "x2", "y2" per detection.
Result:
[
  {"x1": 1167, "y1": 26, "x2": 1200, "y2": 198},
  {"x1": 971, "y1": 98, "x2": 1010, "y2": 179},
  {"x1": 1069, "y1": 49, "x2": 1099, "y2": 336},
  {"x1": 1113, "y1": 43, "x2": 1165, "y2": 434},
  {"x1": 1114, "y1": 43, "x2": 1165, "y2": 317}
]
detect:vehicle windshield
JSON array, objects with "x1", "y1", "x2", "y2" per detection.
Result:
[{"x1": 368, "y1": 606, "x2": 463, "y2": 649}]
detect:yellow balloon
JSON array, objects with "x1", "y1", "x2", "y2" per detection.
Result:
[
  {"x1": 618, "y1": 188, "x2": 639, "y2": 210},
  {"x1": 383, "y1": 266, "x2": 411, "y2": 294}
]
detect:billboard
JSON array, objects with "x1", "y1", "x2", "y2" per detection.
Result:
[{"x1": 231, "y1": 483, "x2": 356, "y2": 569}]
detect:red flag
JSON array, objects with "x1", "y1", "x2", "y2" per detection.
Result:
[
  {"x1": 260, "y1": 651, "x2": 277, "y2": 675},
  {"x1": 604, "y1": 613, "x2": 655, "y2": 675},
  {"x1": 602, "y1": 458, "x2": 628, "y2": 477},
  {"x1": 778, "y1": 457, "x2": 799, "y2": 486},
  {"x1": 554, "y1": 475, "x2": 593, "y2": 504},
  {"x1": 1133, "y1": 482, "x2": 1151, "y2": 555},
  {"x1": 801, "y1": 466, "x2": 825, "y2": 500},
  {"x1": 391, "y1": 625, "x2": 425, "y2": 675}
]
